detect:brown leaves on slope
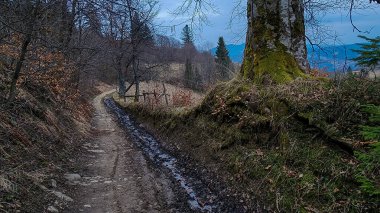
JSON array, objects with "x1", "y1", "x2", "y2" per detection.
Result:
[{"x1": 0, "y1": 33, "x2": 81, "y2": 108}]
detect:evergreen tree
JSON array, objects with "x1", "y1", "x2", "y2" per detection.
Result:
[
  {"x1": 130, "y1": 12, "x2": 155, "y2": 102},
  {"x1": 347, "y1": 66, "x2": 353, "y2": 74},
  {"x1": 181, "y1": 24, "x2": 193, "y2": 46},
  {"x1": 181, "y1": 24, "x2": 196, "y2": 88},
  {"x1": 140, "y1": 23, "x2": 154, "y2": 45},
  {"x1": 355, "y1": 104, "x2": 380, "y2": 195},
  {"x1": 215, "y1": 36, "x2": 232, "y2": 80},
  {"x1": 184, "y1": 58, "x2": 193, "y2": 88},
  {"x1": 352, "y1": 35, "x2": 380, "y2": 77},
  {"x1": 131, "y1": 13, "x2": 154, "y2": 45}
]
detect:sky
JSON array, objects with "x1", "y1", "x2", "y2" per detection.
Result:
[{"x1": 155, "y1": 0, "x2": 380, "y2": 48}]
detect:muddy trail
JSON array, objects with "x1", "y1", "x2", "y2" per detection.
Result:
[
  {"x1": 104, "y1": 97, "x2": 217, "y2": 211},
  {"x1": 66, "y1": 91, "x2": 253, "y2": 213}
]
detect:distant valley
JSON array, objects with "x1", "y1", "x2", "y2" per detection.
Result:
[{"x1": 211, "y1": 43, "x2": 362, "y2": 72}]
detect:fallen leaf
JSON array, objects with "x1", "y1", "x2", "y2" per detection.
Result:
[{"x1": 255, "y1": 149, "x2": 264, "y2": 156}]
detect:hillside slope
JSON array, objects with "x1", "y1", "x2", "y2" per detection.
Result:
[
  {"x1": 0, "y1": 65, "x2": 92, "y2": 212},
  {"x1": 115, "y1": 77, "x2": 380, "y2": 211}
]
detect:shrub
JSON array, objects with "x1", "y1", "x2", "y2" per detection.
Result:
[
  {"x1": 172, "y1": 89, "x2": 192, "y2": 107},
  {"x1": 355, "y1": 104, "x2": 380, "y2": 195}
]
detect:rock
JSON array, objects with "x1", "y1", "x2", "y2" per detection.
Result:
[
  {"x1": 84, "y1": 204, "x2": 92, "y2": 208},
  {"x1": 47, "y1": 206, "x2": 59, "y2": 212},
  {"x1": 88, "y1": 149, "x2": 105, "y2": 153},
  {"x1": 68, "y1": 180, "x2": 81, "y2": 186},
  {"x1": 64, "y1": 173, "x2": 81, "y2": 181},
  {"x1": 51, "y1": 191, "x2": 74, "y2": 202},
  {"x1": 51, "y1": 179, "x2": 57, "y2": 188},
  {"x1": 39, "y1": 184, "x2": 48, "y2": 191},
  {"x1": 83, "y1": 143, "x2": 91, "y2": 147}
]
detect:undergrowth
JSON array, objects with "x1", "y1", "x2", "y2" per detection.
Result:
[
  {"x1": 0, "y1": 52, "x2": 92, "y2": 211},
  {"x1": 355, "y1": 105, "x2": 380, "y2": 196},
  {"x1": 114, "y1": 76, "x2": 380, "y2": 212}
]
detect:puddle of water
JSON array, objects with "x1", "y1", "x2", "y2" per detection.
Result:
[{"x1": 104, "y1": 98, "x2": 214, "y2": 212}]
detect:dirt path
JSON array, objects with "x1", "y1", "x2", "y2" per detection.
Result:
[
  {"x1": 65, "y1": 90, "x2": 188, "y2": 213},
  {"x1": 64, "y1": 90, "x2": 252, "y2": 213}
]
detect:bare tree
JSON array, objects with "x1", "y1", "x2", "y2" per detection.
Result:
[{"x1": 1, "y1": 0, "x2": 44, "y2": 102}]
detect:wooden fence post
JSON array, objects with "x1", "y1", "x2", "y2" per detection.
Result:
[{"x1": 162, "y1": 83, "x2": 169, "y2": 106}]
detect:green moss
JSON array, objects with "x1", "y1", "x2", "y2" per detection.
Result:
[
  {"x1": 252, "y1": 50, "x2": 306, "y2": 84},
  {"x1": 298, "y1": 112, "x2": 314, "y2": 123},
  {"x1": 221, "y1": 127, "x2": 251, "y2": 149},
  {"x1": 241, "y1": 45, "x2": 254, "y2": 79},
  {"x1": 299, "y1": 110, "x2": 341, "y2": 139},
  {"x1": 267, "y1": 98, "x2": 289, "y2": 117},
  {"x1": 279, "y1": 131, "x2": 290, "y2": 151},
  {"x1": 300, "y1": 172, "x2": 316, "y2": 184}
]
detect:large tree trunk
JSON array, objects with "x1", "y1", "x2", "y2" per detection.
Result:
[{"x1": 241, "y1": 0, "x2": 308, "y2": 83}]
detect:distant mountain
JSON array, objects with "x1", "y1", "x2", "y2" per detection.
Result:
[
  {"x1": 307, "y1": 44, "x2": 360, "y2": 71},
  {"x1": 211, "y1": 43, "x2": 362, "y2": 71}
]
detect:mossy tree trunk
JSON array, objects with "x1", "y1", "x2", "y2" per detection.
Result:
[{"x1": 241, "y1": 0, "x2": 309, "y2": 83}]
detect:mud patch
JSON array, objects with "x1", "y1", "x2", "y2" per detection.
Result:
[{"x1": 105, "y1": 98, "x2": 216, "y2": 212}]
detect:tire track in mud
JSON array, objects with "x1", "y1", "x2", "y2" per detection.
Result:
[
  {"x1": 110, "y1": 146, "x2": 123, "y2": 213},
  {"x1": 110, "y1": 146, "x2": 119, "y2": 179},
  {"x1": 104, "y1": 97, "x2": 216, "y2": 212}
]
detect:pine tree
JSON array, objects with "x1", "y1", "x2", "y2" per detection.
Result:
[
  {"x1": 352, "y1": 35, "x2": 380, "y2": 77},
  {"x1": 355, "y1": 104, "x2": 380, "y2": 195},
  {"x1": 181, "y1": 24, "x2": 193, "y2": 46},
  {"x1": 140, "y1": 23, "x2": 154, "y2": 45},
  {"x1": 181, "y1": 24, "x2": 195, "y2": 88},
  {"x1": 131, "y1": 13, "x2": 154, "y2": 45},
  {"x1": 347, "y1": 66, "x2": 353, "y2": 74},
  {"x1": 215, "y1": 36, "x2": 232, "y2": 80}
]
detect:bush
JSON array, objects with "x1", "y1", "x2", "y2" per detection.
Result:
[{"x1": 355, "y1": 104, "x2": 380, "y2": 195}]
